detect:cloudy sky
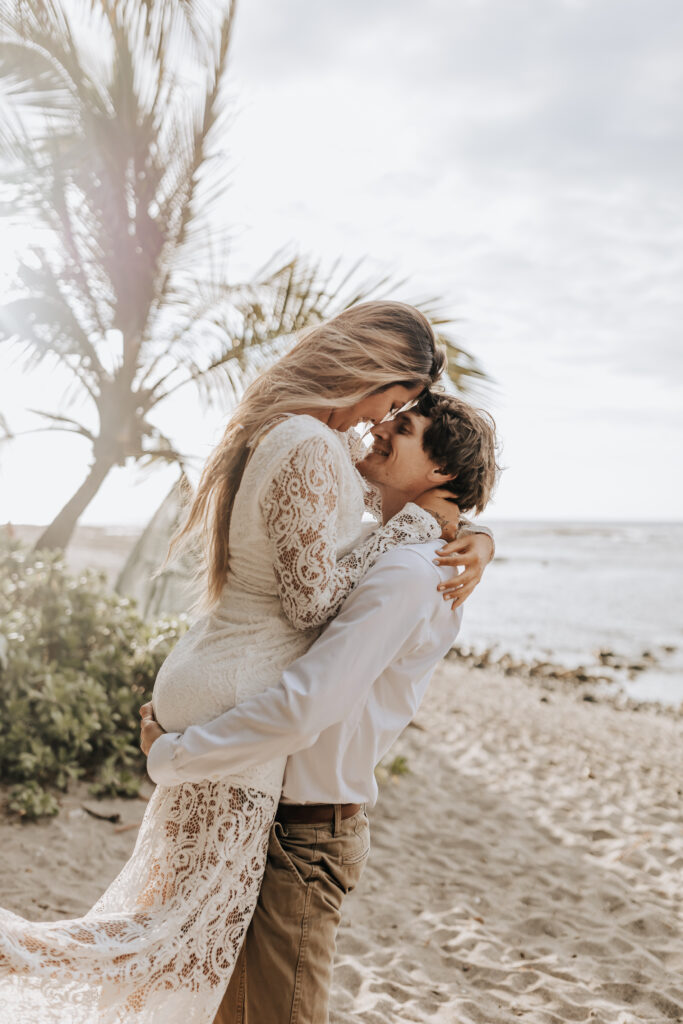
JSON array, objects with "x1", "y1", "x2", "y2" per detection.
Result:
[{"x1": 1, "y1": 0, "x2": 682, "y2": 525}]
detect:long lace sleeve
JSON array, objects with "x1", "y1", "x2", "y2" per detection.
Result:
[{"x1": 262, "y1": 435, "x2": 441, "y2": 630}]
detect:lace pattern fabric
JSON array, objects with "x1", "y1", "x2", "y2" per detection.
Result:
[{"x1": 0, "y1": 781, "x2": 275, "y2": 1023}]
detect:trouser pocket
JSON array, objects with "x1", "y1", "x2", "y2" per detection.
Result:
[
  {"x1": 341, "y1": 814, "x2": 371, "y2": 865},
  {"x1": 318, "y1": 813, "x2": 371, "y2": 897},
  {"x1": 270, "y1": 821, "x2": 318, "y2": 887}
]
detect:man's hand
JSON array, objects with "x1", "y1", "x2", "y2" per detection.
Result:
[
  {"x1": 140, "y1": 701, "x2": 165, "y2": 756},
  {"x1": 433, "y1": 532, "x2": 494, "y2": 610},
  {"x1": 414, "y1": 488, "x2": 460, "y2": 541}
]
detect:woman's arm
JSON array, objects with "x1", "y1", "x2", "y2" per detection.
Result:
[
  {"x1": 262, "y1": 435, "x2": 444, "y2": 630},
  {"x1": 414, "y1": 489, "x2": 495, "y2": 609}
]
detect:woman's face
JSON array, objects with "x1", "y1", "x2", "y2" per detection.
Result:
[{"x1": 327, "y1": 383, "x2": 424, "y2": 432}]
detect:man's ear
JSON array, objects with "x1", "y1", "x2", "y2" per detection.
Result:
[{"x1": 426, "y1": 465, "x2": 456, "y2": 487}]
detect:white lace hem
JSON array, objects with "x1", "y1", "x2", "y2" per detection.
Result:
[{"x1": 0, "y1": 780, "x2": 277, "y2": 1024}]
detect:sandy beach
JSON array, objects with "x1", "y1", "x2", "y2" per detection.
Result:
[{"x1": 2, "y1": 659, "x2": 682, "y2": 1023}]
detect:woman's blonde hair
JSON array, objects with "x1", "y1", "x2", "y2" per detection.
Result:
[{"x1": 169, "y1": 300, "x2": 446, "y2": 606}]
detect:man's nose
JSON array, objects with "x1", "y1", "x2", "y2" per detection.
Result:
[{"x1": 372, "y1": 422, "x2": 391, "y2": 439}]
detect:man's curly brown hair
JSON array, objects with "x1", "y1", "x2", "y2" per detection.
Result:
[{"x1": 415, "y1": 391, "x2": 500, "y2": 515}]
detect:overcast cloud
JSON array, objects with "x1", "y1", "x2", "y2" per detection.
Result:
[{"x1": 225, "y1": 0, "x2": 683, "y2": 367}]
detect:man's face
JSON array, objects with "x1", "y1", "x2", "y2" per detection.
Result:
[{"x1": 357, "y1": 410, "x2": 451, "y2": 498}]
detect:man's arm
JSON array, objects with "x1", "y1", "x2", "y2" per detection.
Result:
[{"x1": 147, "y1": 549, "x2": 460, "y2": 787}]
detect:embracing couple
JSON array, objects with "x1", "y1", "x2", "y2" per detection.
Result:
[{"x1": 0, "y1": 302, "x2": 498, "y2": 1023}]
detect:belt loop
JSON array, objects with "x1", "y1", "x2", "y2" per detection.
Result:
[{"x1": 333, "y1": 803, "x2": 342, "y2": 836}]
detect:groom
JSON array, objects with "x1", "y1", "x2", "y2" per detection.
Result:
[{"x1": 141, "y1": 391, "x2": 497, "y2": 1023}]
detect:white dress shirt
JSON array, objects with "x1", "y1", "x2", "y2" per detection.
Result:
[{"x1": 147, "y1": 540, "x2": 462, "y2": 806}]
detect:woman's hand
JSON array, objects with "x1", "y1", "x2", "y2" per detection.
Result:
[
  {"x1": 433, "y1": 532, "x2": 494, "y2": 610},
  {"x1": 413, "y1": 488, "x2": 461, "y2": 540},
  {"x1": 140, "y1": 702, "x2": 165, "y2": 756}
]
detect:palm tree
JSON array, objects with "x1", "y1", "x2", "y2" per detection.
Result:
[{"x1": 0, "y1": 0, "x2": 486, "y2": 551}]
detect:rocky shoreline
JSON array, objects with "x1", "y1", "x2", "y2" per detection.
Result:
[{"x1": 448, "y1": 642, "x2": 683, "y2": 716}]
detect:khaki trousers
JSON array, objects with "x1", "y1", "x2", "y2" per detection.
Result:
[{"x1": 214, "y1": 807, "x2": 370, "y2": 1024}]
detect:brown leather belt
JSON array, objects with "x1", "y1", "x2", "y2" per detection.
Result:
[{"x1": 275, "y1": 802, "x2": 362, "y2": 825}]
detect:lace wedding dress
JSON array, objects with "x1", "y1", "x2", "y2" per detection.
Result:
[{"x1": 0, "y1": 415, "x2": 440, "y2": 1024}]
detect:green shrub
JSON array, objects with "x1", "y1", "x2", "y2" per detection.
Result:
[
  {"x1": 0, "y1": 536, "x2": 187, "y2": 818},
  {"x1": 386, "y1": 754, "x2": 410, "y2": 777}
]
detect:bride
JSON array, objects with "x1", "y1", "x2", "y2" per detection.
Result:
[{"x1": 0, "y1": 301, "x2": 464, "y2": 1023}]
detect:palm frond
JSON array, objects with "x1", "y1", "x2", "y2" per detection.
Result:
[
  {"x1": 0, "y1": 293, "x2": 102, "y2": 399},
  {"x1": 149, "y1": 3, "x2": 237, "y2": 325},
  {"x1": 0, "y1": 412, "x2": 13, "y2": 442},
  {"x1": 407, "y1": 295, "x2": 489, "y2": 393},
  {"x1": 0, "y1": 39, "x2": 74, "y2": 115},
  {"x1": 25, "y1": 408, "x2": 95, "y2": 441},
  {"x1": 150, "y1": 254, "x2": 415, "y2": 409}
]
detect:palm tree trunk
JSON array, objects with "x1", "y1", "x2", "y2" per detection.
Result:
[{"x1": 34, "y1": 455, "x2": 115, "y2": 551}]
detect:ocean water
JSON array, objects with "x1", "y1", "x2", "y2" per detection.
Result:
[{"x1": 456, "y1": 521, "x2": 683, "y2": 706}]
